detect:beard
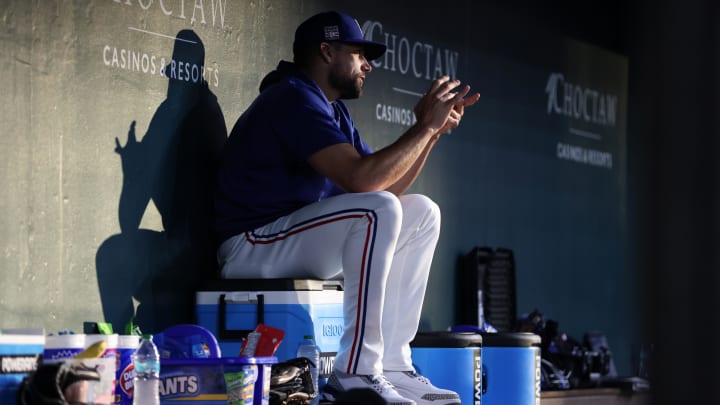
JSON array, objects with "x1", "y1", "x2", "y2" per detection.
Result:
[{"x1": 329, "y1": 67, "x2": 362, "y2": 100}]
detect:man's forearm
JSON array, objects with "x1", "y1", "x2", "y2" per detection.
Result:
[
  {"x1": 353, "y1": 123, "x2": 439, "y2": 192},
  {"x1": 306, "y1": 123, "x2": 438, "y2": 193},
  {"x1": 385, "y1": 135, "x2": 438, "y2": 195}
]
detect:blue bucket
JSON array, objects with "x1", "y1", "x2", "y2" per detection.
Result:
[
  {"x1": 160, "y1": 356, "x2": 277, "y2": 405},
  {"x1": 410, "y1": 332, "x2": 483, "y2": 405},
  {"x1": 482, "y1": 332, "x2": 541, "y2": 405}
]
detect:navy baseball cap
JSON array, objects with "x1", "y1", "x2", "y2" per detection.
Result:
[{"x1": 294, "y1": 11, "x2": 387, "y2": 61}]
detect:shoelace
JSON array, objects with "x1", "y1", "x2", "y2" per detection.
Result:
[
  {"x1": 408, "y1": 371, "x2": 431, "y2": 385},
  {"x1": 370, "y1": 374, "x2": 397, "y2": 394}
]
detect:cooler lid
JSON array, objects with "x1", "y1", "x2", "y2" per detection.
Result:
[
  {"x1": 410, "y1": 332, "x2": 482, "y2": 348},
  {"x1": 481, "y1": 332, "x2": 541, "y2": 347},
  {"x1": 199, "y1": 278, "x2": 343, "y2": 292}
]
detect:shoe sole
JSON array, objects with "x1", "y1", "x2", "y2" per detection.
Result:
[{"x1": 321, "y1": 387, "x2": 341, "y2": 402}]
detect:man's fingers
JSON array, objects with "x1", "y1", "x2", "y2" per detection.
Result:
[
  {"x1": 442, "y1": 91, "x2": 458, "y2": 102},
  {"x1": 450, "y1": 84, "x2": 471, "y2": 103},
  {"x1": 462, "y1": 92, "x2": 481, "y2": 107},
  {"x1": 429, "y1": 77, "x2": 463, "y2": 99},
  {"x1": 440, "y1": 79, "x2": 462, "y2": 96},
  {"x1": 450, "y1": 109, "x2": 461, "y2": 122},
  {"x1": 439, "y1": 84, "x2": 472, "y2": 105},
  {"x1": 428, "y1": 78, "x2": 480, "y2": 106},
  {"x1": 454, "y1": 103, "x2": 465, "y2": 117},
  {"x1": 446, "y1": 112, "x2": 461, "y2": 131},
  {"x1": 417, "y1": 78, "x2": 479, "y2": 133},
  {"x1": 451, "y1": 87, "x2": 479, "y2": 107},
  {"x1": 427, "y1": 75, "x2": 451, "y2": 95}
]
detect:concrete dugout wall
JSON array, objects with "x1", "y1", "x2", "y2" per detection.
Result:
[{"x1": 1, "y1": 0, "x2": 637, "y2": 374}]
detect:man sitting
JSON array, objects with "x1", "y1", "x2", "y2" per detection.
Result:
[{"x1": 214, "y1": 11, "x2": 480, "y2": 405}]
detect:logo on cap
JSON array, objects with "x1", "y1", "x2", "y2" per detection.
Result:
[{"x1": 324, "y1": 25, "x2": 340, "y2": 40}]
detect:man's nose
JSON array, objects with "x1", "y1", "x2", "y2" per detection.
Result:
[{"x1": 362, "y1": 57, "x2": 372, "y2": 72}]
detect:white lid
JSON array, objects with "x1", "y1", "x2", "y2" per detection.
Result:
[
  {"x1": 117, "y1": 335, "x2": 140, "y2": 349},
  {"x1": 85, "y1": 333, "x2": 119, "y2": 349},
  {"x1": 44, "y1": 334, "x2": 85, "y2": 348},
  {"x1": 0, "y1": 334, "x2": 45, "y2": 345}
]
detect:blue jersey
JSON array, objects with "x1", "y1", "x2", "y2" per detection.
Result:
[{"x1": 214, "y1": 61, "x2": 373, "y2": 243}]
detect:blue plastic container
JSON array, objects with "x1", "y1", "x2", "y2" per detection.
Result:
[
  {"x1": 482, "y1": 332, "x2": 542, "y2": 405},
  {"x1": 195, "y1": 282, "x2": 343, "y2": 379},
  {"x1": 0, "y1": 333, "x2": 44, "y2": 404},
  {"x1": 410, "y1": 332, "x2": 483, "y2": 405},
  {"x1": 155, "y1": 324, "x2": 221, "y2": 359},
  {"x1": 160, "y1": 356, "x2": 276, "y2": 405}
]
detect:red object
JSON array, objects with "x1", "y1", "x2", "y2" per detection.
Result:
[{"x1": 239, "y1": 324, "x2": 285, "y2": 357}]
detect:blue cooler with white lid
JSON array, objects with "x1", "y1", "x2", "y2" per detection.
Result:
[
  {"x1": 195, "y1": 278, "x2": 343, "y2": 379},
  {"x1": 410, "y1": 332, "x2": 483, "y2": 405},
  {"x1": 481, "y1": 332, "x2": 542, "y2": 405}
]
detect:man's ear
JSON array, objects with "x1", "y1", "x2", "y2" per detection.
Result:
[{"x1": 319, "y1": 42, "x2": 334, "y2": 64}]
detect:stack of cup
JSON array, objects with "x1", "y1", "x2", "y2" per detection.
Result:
[
  {"x1": 43, "y1": 333, "x2": 86, "y2": 364},
  {"x1": 80, "y1": 334, "x2": 119, "y2": 404},
  {"x1": 43, "y1": 333, "x2": 122, "y2": 404},
  {"x1": 116, "y1": 335, "x2": 140, "y2": 404},
  {"x1": 42, "y1": 333, "x2": 144, "y2": 404}
]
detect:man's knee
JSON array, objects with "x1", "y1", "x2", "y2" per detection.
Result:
[
  {"x1": 362, "y1": 190, "x2": 403, "y2": 213},
  {"x1": 412, "y1": 194, "x2": 440, "y2": 214},
  {"x1": 356, "y1": 191, "x2": 403, "y2": 230},
  {"x1": 401, "y1": 194, "x2": 441, "y2": 230}
]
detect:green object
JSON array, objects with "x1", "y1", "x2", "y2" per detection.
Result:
[
  {"x1": 83, "y1": 322, "x2": 114, "y2": 334},
  {"x1": 97, "y1": 322, "x2": 113, "y2": 334},
  {"x1": 124, "y1": 316, "x2": 142, "y2": 336}
]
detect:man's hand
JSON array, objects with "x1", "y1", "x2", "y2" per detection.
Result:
[
  {"x1": 308, "y1": 76, "x2": 479, "y2": 194},
  {"x1": 437, "y1": 91, "x2": 481, "y2": 135},
  {"x1": 414, "y1": 76, "x2": 480, "y2": 136}
]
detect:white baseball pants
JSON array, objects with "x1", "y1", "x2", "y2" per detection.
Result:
[{"x1": 218, "y1": 191, "x2": 441, "y2": 375}]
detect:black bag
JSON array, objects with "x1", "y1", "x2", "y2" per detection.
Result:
[
  {"x1": 17, "y1": 362, "x2": 101, "y2": 405},
  {"x1": 269, "y1": 357, "x2": 317, "y2": 405},
  {"x1": 517, "y1": 310, "x2": 615, "y2": 389}
]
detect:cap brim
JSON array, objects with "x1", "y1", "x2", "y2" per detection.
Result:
[{"x1": 346, "y1": 40, "x2": 387, "y2": 61}]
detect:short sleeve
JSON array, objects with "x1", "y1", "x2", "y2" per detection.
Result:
[{"x1": 271, "y1": 84, "x2": 350, "y2": 161}]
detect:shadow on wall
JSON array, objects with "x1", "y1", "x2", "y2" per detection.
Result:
[{"x1": 95, "y1": 30, "x2": 227, "y2": 333}]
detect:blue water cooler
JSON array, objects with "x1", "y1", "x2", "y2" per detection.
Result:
[
  {"x1": 410, "y1": 332, "x2": 483, "y2": 405},
  {"x1": 482, "y1": 332, "x2": 542, "y2": 405},
  {"x1": 195, "y1": 278, "x2": 344, "y2": 380}
]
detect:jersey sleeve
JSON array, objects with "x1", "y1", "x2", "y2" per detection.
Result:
[
  {"x1": 354, "y1": 130, "x2": 373, "y2": 156},
  {"x1": 271, "y1": 85, "x2": 350, "y2": 161}
]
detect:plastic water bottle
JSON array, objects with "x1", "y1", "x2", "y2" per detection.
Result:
[
  {"x1": 296, "y1": 335, "x2": 320, "y2": 405},
  {"x1": 133, "y1": 334, "x2": 160, "y2": 405}
]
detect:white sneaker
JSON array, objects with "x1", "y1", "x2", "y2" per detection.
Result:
[
  {"x1": 384, "y1": 371, "x2": 461, "y2": 405},
  {"x1": 323, "y1": 371, "x2": 417, "y2": 405}
]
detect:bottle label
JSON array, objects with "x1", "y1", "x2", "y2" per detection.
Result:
[
  {"x1": 224, "y1": 365, "x2": 257, "y2": 405},
  {"x1": 119, "y1": 362, "x2": 135, "y2": 394},
  {"x1": 134, "y1": 359, "x2": 160, "y2": 376}
]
